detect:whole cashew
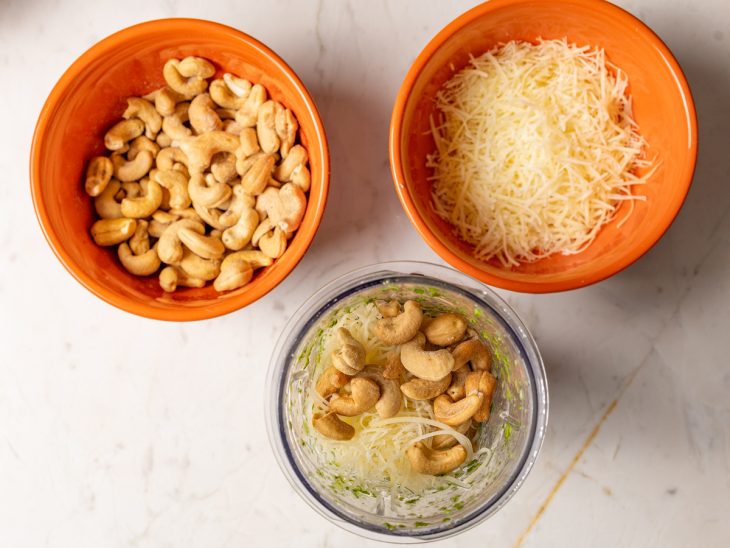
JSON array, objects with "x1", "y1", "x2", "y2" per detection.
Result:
[
  {"x1": 400, "y1": 333, "x2": 455, "y2": 381},
  {"x1": 168, "y1": 207, "x2": 202, "y2": 222},
  {"x1": 223, "y1": 120, "x2": 246, "y2": 135},
  {"x1": 372, "y1": 300, "x2": 423, "y2": 345},
  {"x1": 382, "y1": 351, "x2": 406, "y2": 381},
  {"x1": 209, "y1": 77, "x2": 248, "y2": 109},
  {"x1": 188, "y1": 173, "x2": 232, "y2": 208},
  {"x1": 118, "y1": 242, "x2": 161, "y2": 276},
  {"x1": 162, "y1": 112, "x2": 192, "y2": 141},
  {"x1": 238, "y1": 127, "x2": 261, "y2": 158},
  {"x1": 256, "y1": 100, "x2": 281, "y2": 154},
  {"x1": 260, "y1": 183, "x2": 306, "y2": 234},
  {"x1": 216, "y1": 108, "x2": 236, "y2": 120},
  {"x1": 154, "y1": 87, "x2": 187, "y2": 117},
  {"x1": 452, "y1": 339, "x2": 492, "y2": 372},
  {"x1": 121, "y1": 181, "x2": 141, "y2": 199},
  {"x1": 179, "y1": 131, "x2": 240, "y2": 173},
  {"x1": 329, "y1": 377, "x2": 380, "y2": 416},
  {"x1": 159, "y1": 265, "x2": 205, "y2": 292},
  {"x1": 433, "y1": 393, "x2": 483, "y2": 426},
  {"x1": 113, "y1": 149, "x2": 154, "y2": 182},
  {"x1": 163, "y1": 58, "x2": 211, "y2": 97},
  {"x1": 156, "y1": 147, "x2": 188, "y2": 171},
  {"x1": 177, "y1": 227, "x2": 225, "y2": 259},
  {"x1": 465, "y1": 371, "x2": 497, "y2": 422},
  {"x1": 446, "y1": 366, "x2": 469, "y2": 401},
  {"x1": 222, "y1": 207, "x2": 259, "y2": 250},
  {"x1": 120, "y1": 179, "x2": 163, "y2": 218},
  {"x1": 179, "y1": 248, "x2": 221, "y2": 281},
  {"x1": 331, "y1": 327, "x2": 366, "y2": 376},
  {"x1": 123, "y1": 97, "x2": 162, "y2": 138},
  {"x1": 153, "y1": 169, "x2": 191, "y2": 209},
  {"x1": 94, "y1": 179, "x2": 123, "y2": 218},
  {"x1": 431, "y1": 419, "x2": 472, "y2": 450},
  {"x1": 210, "y1": 152, "x2": 237, "y2": 184},
  {"x1": 377, "y1": 300, "x2": 401, "y2": 318},
  {"x1": 315, "y1": 366, "x2": 352, "y2": 398},
  {"x1": 406, "y1": 442, "x2": 466, "y2": 475},
  {"x1": 157, "y1": 219, "x2": 205, "y2": 264},
  {"x1": 177, "y1": 56, "x2": 216, "y2": 79},
  {"x1": 129, "y1": 219, "x2": 151, "y2": 255},
  {"x1": 356, "y1": 366, "x2": 402, "y2": 419},
  {"x1": 104, "y1": 119, "x2": 144, "y2": 151},
  {"x1": 223, "y1": 73, "x2": 252, "y2": 97},
  {"x1": 189, "y1": 93, "x2": 222, "y2": 134},
  {"x1": 240, "y1": 153, "x2": 275, "y2": 195},
  {"x1": 275, "y1": 108, "x2": 298, "y2": 157},
  {"x1": 290, "y1": 163, "x2": 311, "y2": 193},
  {"x1": 90, "y1": 218, "x2": 137, "y2": 246},
  {"x1": 156, "y1": 132, "x2": 173, "y2": 148},
  {"x1": 273, "y1": 144, "x2": 307, "y2": 182},
  {"x1": 312, "y1": 412, "x2": 354, "y2": 441},
  {"x1": 128, "y1": 136, "x2": 160, "y2": 160},
  {"x1": 192, "y1": 200, "x2": 227, "y2": 230},
  {"x1": 235, "y1": 83, "x2": 266, "y2": 127},
  {"x1": 400, "y1": 373, "x2": 452, "y2": 401},
  {"x1": 259, "y1": 226, "x2": 287, "y2": 259},
  {"x1": 85, "y1": 156, "x2": 113, "y2": 197},
  {"x1": 221, "y1": 250, "x2": 273, "y2": 269},
  {"x1": 251, "y1": 218, "x2": 273, "y2": 247},
  {"x1": 213, "y1": 254, "x2": 253, "y2": 292},
  {"x1": 219, "y1": 185, "x2": 255, "y2": 227},
  {"x1": 424, "y1": 313, "x2": 468, "y2": 347}
]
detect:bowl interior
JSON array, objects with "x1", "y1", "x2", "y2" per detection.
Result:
[
  {"x1": 31, "y1": 20, "x2": 327, "y2": 319},
  {"x1": 394, "y1": 0, "x2": 696, "y2": 291}
]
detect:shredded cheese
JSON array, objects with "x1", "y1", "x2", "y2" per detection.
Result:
[{"x1": 427, "y1": 39, "x2": 654, "y2": 267}]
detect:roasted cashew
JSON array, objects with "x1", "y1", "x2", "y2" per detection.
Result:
[
  {"x1": 90, "y1": 218, "x2": 136, "y2": 246},
  {"x1": 356, "y1": 366, "x2": 401, "y2": 419},
  {"x1": 382, "y1": 351, "x2": 406, "y2": 381},
  {"x1": 168, "y1": 207, "x2": 202, "y2": 222},
  {"x1": 452, "y1": 339, "x2": 492, "y2": 371},
  {"x1": 431, "y1": 419, "x2": 472, "y2": 450},
  {"x1": 406, "y1": 442, "x2": 466, "y2": 475},
  {"x1": 465, "y1": 371, "x2": 497, "y2": 422},
  {"x1": 259, "y1": 226, "x2": 287, "y2": 259},
  {"x1": 258, "y1": 183, "x2": 306, "y2": 234},
  {"x1": 400, "y1": 333, "x2": 454, "y2": 381},
  {"x1": 112, "y1": 149, "x2": 154, "y2": 182},
  {"x1": 240, "y1": 153, "x2": 275, "y2": 195},
  {"x1": 313, "y1": 412, "x2": 354, "y2": 441},
  {"x1": 188, "y1": 173, "x2": 232, "y2": 208},
  {"x1": 159, "y1": 265, "x2": 205, "y2": 292},
  {"x1": 256, "y1": 100, "x2": 281, "y2": 153},
  {"x1": 177, "y1": 227, "x2": 225, "y2": 259},
  {"x1": 156, "y1": 131, "x2": 173, "y2": 148},
  {"x1": 85, "y1": 156, "x2": 113, "y2": 197},
  {"x1": 400, "y1": 373, "x2": 452, "y2": 401},
  {"x1": 221, "y1": 250, "x2": 273, "y2": 269},
  {"x1": 222, "y1": 207, "x2": 259, "y2": 251},
  {"x1": 156, "y1": 147, "x2": 188, "y2": 171},
  {"x1": 121, "y1": 181, "x2": 142, "y2": 199},
  {"x1": 376, "y1": 300, "x2": 401, "y2": 318},
  {"x1": 251, "y1": 218, "x2": 273, "y2": 247},
  {"x1": 128, "y1": 136, "x2": 160, "y2": 160},
  {"x1": 129, "y1": 219, "x2": 151, "y2": 255},
  {"x1": 162, "y1": 112, "x2": 192, "y2": 141},
  {"x1": 424, "y1": 313, "x2": 468, "y2": 347},
  {"x1": 223, "y1": 119, "x2": 246, "y2": 135},
  {"x1": 154, "y1": 87, "x2": 187, "y2": 117},
  {"x1": 275, "y1": 108, "x2": 298, "y2": 157},
  {"x1": 179, "y1": 131, "x2": 240, "y2": 173},
  {"x1": 94, "y1": 179, "x2": 124, "y2": 218},
  {"x1": 209, "y1": 77, "x2": 249, "y2": 109},
  {"x1": 273, "y1": 144, "x2": 307, "y2": 181},
  {"x1": 238, "y1": 127, "x2": 261, "y2": 158},
  {"x1": 216, "y1": 108, "x2": 236, "y2": 120},
  {"x1": 123, "y1": 97, "x2": 162, "y2": 138},
  {"x1": 329, "y1": 377, "x2": 380, "y2": 417},
  {"x1": 372, "y1": 300, "x2": 423, "y2": 345},
  {"x1": 235, "y1": 83, "x2": 266, "y2": 127},
  {"x1": 219, "y1": 185, "x2": 255, "y2": 227},
  {"x1": 290, "y1": 163, "x2": 311, "y2": 193},
  {"x1": 179, "y1": 248, "x2": 221, "y2": 281},
  {"x1": 210, "y1": 152, "x2": 237, "y2": 184},
  {"x1": 192, "y1": 200, "x2": 226, "y2": 230},
  {"x1": 189, "y1": 93, "x2": 222, "y2": 134},
  {"x1": 157, "y1": 219, "x2": 205, "y2": 264},
  {"x1": 163, "y1": 58, "x2": 211, "y2": 97},
  {"x1": 153, "y1": 169, "x2": 191, "y2": 209},
  {"x1": 331, "y1": 327, "x2": 366, "y2": 376},
  {"x1": 120, "y1": 179, "x2": 163, "y2": 218},
  {"x1": 315, "y1": 366, "x2": 352, "y2": 399},
  {"x1": 446, "y1": 366, "x2": 469, "y2": 401},
  {"x1": 118, "y1": 242, "x2": 161, "y2": 276},
  {"x1": 433, "y1": 393, "x2": 483, "y2": 426},
  {"x1": 213, "y1": 254, "x2": 253, "y2": 291},
  {"x1": 104, "y1": 119, "x2": 144, "y2": 151},
  {"x1": 223, "y1": 73, "x2": 251, "y2": 97}
]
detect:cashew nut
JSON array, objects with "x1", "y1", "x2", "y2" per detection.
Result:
[
  {"x1": 153, "y1": 169, "x2": 191, "y2": 209},
  {"x1": 446, "y1": 366, "x2": 469, "y2": 401},
  {"x1": 275, "y1": 107, "x2": 298, "y2": 158},
  {"x1": 356, "y1": 366, "x2": 402, "y2": 418},
  {"x1": 162, "y1": 112, "x2": 192, "y2": 141},
  {"x1": 179, "y1": 131, "x2": 240, "y2": 173},
  {"x1": 223, "y1": 73, "x2": 252, "y2": 97},
  {"x1": 273, "y1": 144, "x2": 307, "y2": 182},
  {"x1": 189, "y1": 93, "x2": 222, "y2": 134},
  {"x1": 331, "y1": 327, "x2": 366, "y2": 376},
  {"x1": 431, "y1": 419, "x2": 472, "y2": 450},
  {"x1": 406, "y1": 442, "x2": 467, "y2": 475},
  {"x1": 222, "y1": 207, "x2": 259, "y2": 251},
  {"x1": 213, "y1": 255, "x2": 253, "y2": 292},
  {"x1": 382, "y1": 352, "x2": 406, "y2": 381},
  {"x1": 177, "y1": 227, "x2": 225, "y2": 260},
  {"x1": 163, "y1": 58, "x2": 211, "y2": 97},
  {"x1": 210, "y1": 152, "x2": 237, "y2": 184},
  {"x1": 104, "y1": 119, "x2": 144, "y2": 151},
  {"x1": 94, "y1": 179, "x2": 124, "y2": 218},
  {"x1": 159, "y1": 265, "x2": 205, "y2": 292},
  {"x1": 452, "y1": 339, "x2": 492, "y2": 371},
  {"x1": 90, "y1": 218, "x2": 136, "y2": 246},
  {"x1": 433, "y1": 393, "x2": 483, "y2": 426},
  {"x1": 154, "y1": 87, "x2": 187, "y2": 117},
  {"x1": 256, "y1": 100, "x2": 281, "y2": 153},
  {"x1": 209, "y1": 77, "x2": 248, "y2": 110},
  {"x1": 329, "y1": 377, "x2": 380, "y2": 417},
  {"x1": 128, "y1": 136, "x2": 160, "y2": 160},
  {"x1": 372, "y1": 300, "x2": 423, "y2": 345},
  {"x1": 188, "y1": 173, "x2": 232, "y2": 208},
  {"x1": 400, "y1": 333, "x2": 455, "y2": 381},
  {"x1": 112, "y1": 149, "x2": 154, "y2": 182},
  {"x1": 290, "y1": 163, "x2": 311, "y2": 192},
  {"x1": 424, "y1": 313, "x2": 468, "y2": 347},
  {"x1": 123, "y1": 97, "x2": 162, "y2": 138},
  {"x1": 256, "y1": 183, "x2": 306, "y2": 235},
  {"x1": 168, "y1": 207, "x2": 202, "y2": 222},
  {"x1": 465, "y1": 371, "x2": 497, "y2": 422},
  {"x1": 315, "y1": 366, "x2": 352, "y2": 398},
  {"x1": 192, "y1": 200, "x2": 227, "y2": 230},
  {"x1": 235, "y1": 83, "x2": 266, "y2": 127},
  {"x1": 237, "y1": 127, "x2": 261, "y2": 159},
  {"x1": 157, "y1": 219, "x2": 205, "y2": 264},
  {"x1": 259, "y1": 226, "x2": 287, "y2": 259},
  {"x1": 221, "y1": 250, "x2": 273, "y2": 269},
  {"x1": 118, "y1": 243, "x2": 161, "y2": 276},
  {"x1": 179, "y1": 248, "x2": 221, "y2": 281},
  {"x1": 129, "y1": 219, "x2": 151, "y2": 255},
  {"x1": 156, "y1": 131, "x2": 173, "y2": 148},
  {"x1": 156, "y1": 147, "x2": 188, "y2": 171},
  {"x1": 120, "y1": 178, "x2": 163, "y2": 218},
  {"x1": 400, "y1": 373, "x2": 452, "y2": 401},
  {"x1": 240, "y1": 153, "x2": 275, "y2": 195},
  {"x1": 219, "y1": 185, "x2": 255, "y2": 227},
  {"x1": 313, "y1": 412, "x2": 354, "y2": 441},
  {"x1": 85, "y1": 156, "x2": 113, "y2": 197},
  {"x1": 377, "y1": 300, "x2": 401, "y2": 318}
]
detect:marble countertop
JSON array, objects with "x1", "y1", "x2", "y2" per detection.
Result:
[{"x1": 2, "y1": 0, "x2": 729, "y2": 546}]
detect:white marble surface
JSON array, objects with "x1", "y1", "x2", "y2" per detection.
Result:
[{"x1": 1, "y1": 0, "x2": 729, "y2": 546}]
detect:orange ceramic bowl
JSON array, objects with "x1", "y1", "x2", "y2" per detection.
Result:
[
  {"x1": 31, "y1": 19, "x2": 329, "y2": 320},
  {"x1": 390, "y1": 0, "x2": 697, "y2": 293}
]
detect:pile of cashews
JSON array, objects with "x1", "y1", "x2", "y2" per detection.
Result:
[
  {"x1": 84, "y1": 56, "x2": 310, "y2": 292},
  {"x1": 312, "y1": 299, "x2": 497, "y2": 476}
]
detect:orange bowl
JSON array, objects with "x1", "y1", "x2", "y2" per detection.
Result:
[
  {"x1": 390, "y1": 0, "x2": 697, "y2": 293},
  {"x1": 31, "y1": 19, "x2": 329, "y2": 320}
]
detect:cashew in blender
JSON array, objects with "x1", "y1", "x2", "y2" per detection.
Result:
[
  {"x1": 465, "y1": 370, "x2": 497, "y2": 422},
  {"x1": 406, "y1": 442, "x2": 467, "y2": 475},
  {"x1": 400, "y1": 373, "x2": 453, "y2": 401},
  {"x1": 329, "y1": 377, "x2": 380, "y2": 417},
  {"x1": 433, "y1": 393, "x2": 483, "y2": 426},
  {"x1": 431, "y1": 419, "x2": 472, "y2": 450},
  {"x1": 316, "y1": 366, "x2": 352, "y2": 399},
  {"x1": 372, "y1": 300, "x2": 423, "y2": 345},
  {"x1": 424, "y1": 313, "x2": 468, "y2": 346},
  {"x1": 355, "y1": 366, "x2": 402, "y2": 419},
  {"x1": 313, "y1": 412, "x2": 355, "y2": 441},
  {"x1": 331, "y1": 328, "x2": 366, "y2": 376},
  {"x1": 452, "y1": 339, "x2": 492, "y2": 371}
]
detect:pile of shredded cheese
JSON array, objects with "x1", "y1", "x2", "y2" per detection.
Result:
[{"x1": 427, "y1": 39, "x2": 654, "y2": 267}]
